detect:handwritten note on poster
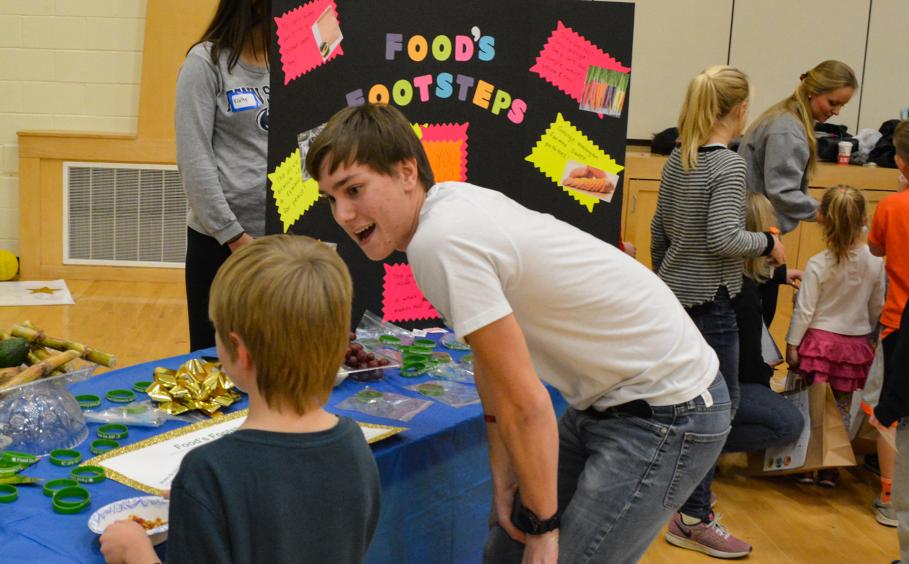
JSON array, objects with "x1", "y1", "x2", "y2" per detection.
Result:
[
  {"x1": 382, "y1": 263, "x2": 440, "y2": 322},
  {"x1": 414, "y1": 123, "x2": 469, "y2": 183},
  {"x1": 275, "y1": 0, "x2": 344, "y2": 84},
  {"x1": 530, "y1": 21, "x2": 630, "y2": 110},
  {"x1": 525, "y1": 113, "x2": 623, "y2": 212},
  {"x1": 268, "y1": 148, "x2": 320, "y2": 232}
]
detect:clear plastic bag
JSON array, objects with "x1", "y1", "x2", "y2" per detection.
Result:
[
  {"x1": 82, "y1": 400, "x2": 174, "y2": 427},
  {"x1": 334, "y1": 387, "x2": 433, "y2": 422},
  {"x1": 440, "y1": 332, "x2": 471, "y2": 351},
  {"x1": 425, "y1": 362, "x2": 474, "y2": 384},
  {"x1": 355, "y1": 310, "x2": 413, "y2": 343},
  {"x1": 406, "y1": 380, "x2": 480, "y2": 408}
]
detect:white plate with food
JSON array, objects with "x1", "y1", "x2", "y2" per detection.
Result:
[{"x1": 88, "y1": 495, "x2": 169, "y2": 545}]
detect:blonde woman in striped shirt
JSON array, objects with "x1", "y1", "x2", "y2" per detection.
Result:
[{"x1": 653, "y1": 66, "x2": 785, "y2": 559}]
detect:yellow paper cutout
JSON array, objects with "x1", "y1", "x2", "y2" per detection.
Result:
[
  {"x1": 525, "y1": 113, "x2": 624, "y2": 212},
  {"x1": 412, "y1": 123, "x2": 423, "y2": 139},
  {"x1": 424, "y1": 140, "x2": 464, "y2": 182},
  {"x1": 268, "y1": 148, "x2": 320, "y2": 232}
]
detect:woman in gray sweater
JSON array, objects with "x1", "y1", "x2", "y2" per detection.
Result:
[
  {"x1": 737, "y1": 60, "x2": 856, "y2": 324},
  {"x1": 175, "y1": 0, "x2": 271, "y2": 351}
]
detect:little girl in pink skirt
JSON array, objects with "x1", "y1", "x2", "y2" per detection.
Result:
[{"x1": 786, "y1": 185, "x2": 885, "y2": 486}]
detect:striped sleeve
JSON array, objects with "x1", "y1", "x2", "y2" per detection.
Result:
[{"x1": 706, "y1": 155, "x2": 767, "y2": 258}]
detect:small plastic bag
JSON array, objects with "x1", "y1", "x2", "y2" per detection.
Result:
[
  {"x1": 335, "y1": 387, "x2": 433, "y2": 422},
  {"x1": 440, "y1": 332, "x2": 471, "y2": 351},
  {"x1": 407, "y1": 380, "x2": 480, "y2": 408},
  {"x1": 82, "y1": 400, "x2": 172, "y2": 427},
  {"x1": 425, "y1": 362, "x2": 474, "y2": 384},
  {"x1": 355, "y1": 310, "x2": 412, "y2": 343}
]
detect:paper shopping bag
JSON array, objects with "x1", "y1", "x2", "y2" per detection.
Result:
[{"x1": 748, "y1": 383, "x2": 855, "y2": 475}]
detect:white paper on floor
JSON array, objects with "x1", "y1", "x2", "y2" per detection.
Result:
[{"x1": 0, "y1": 279, "x2": 75, "y2": 306}]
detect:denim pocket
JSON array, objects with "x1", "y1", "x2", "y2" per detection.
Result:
[{"x1": 662, "y1": 428, "x2": 731, "y2": 509}]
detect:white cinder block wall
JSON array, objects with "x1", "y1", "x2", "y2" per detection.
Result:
[{"x1": 0, "y1": 0, "x2": 147, "y2": 255}]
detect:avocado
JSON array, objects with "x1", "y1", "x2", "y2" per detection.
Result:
[{"x1": 0, "y1": 338, "x2": 29, "y2": 368}]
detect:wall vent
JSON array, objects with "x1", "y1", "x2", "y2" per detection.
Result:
[{"x1": 64, "y1": 162, "x2": 187, "y2": 268}]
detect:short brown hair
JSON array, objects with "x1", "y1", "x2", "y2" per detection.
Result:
[
  {"x1": 894, "y1": 119, "x2": 909, "y2": 160},
  {"x1": 305, "y1": 103, "x2": 436, "y2": 190},
  {"x1": 209, "y1": 235, "x2": 352, "y2": 414}
]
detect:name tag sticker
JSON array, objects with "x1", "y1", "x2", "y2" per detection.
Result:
[{"x1": 228, "y1": 91, "x2": 260, "y2": 112}]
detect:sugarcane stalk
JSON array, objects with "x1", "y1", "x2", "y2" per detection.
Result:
[
  {"x1": 0, "y1": 349, "x2": 80, "y2": 391},
  {"x1": 10, "y1": 324, "x2": 114, "y2": 367},
  {"x1": 10, "y1": 324, "x2": 43, "y2": 343},
  {"x1": 84, "y1": 347, "x2": 117, "y2": 368},
  {"x1": 32, "y1": 348, "x2": 67, "y2": 376},
  {"x1": 26, "y1": 351, "x2": 41, "y2": 365},
  {"x1": 0, "y1": 366, "x2": 22, "y2": 386}
]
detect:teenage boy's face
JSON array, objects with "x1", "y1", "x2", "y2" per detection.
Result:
[{"x1": 318, "y1": 159, "x2": 421, "y2": 261}]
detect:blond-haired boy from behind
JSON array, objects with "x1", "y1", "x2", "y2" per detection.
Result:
[{"x1": 100, "y1": 235, "x2": 381, "y2": 564}]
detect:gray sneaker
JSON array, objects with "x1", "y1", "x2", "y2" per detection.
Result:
[{"x1": 873, "y1": 497, "x2": 898, "y2": 527}]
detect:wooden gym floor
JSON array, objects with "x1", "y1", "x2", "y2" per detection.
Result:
[{"x1": 1, "y1": 279, "x2": 899, "y2": 562}]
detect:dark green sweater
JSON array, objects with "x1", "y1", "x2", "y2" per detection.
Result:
[{"x1": 166, "y1": 416, "x2": 380, "y2": 564}]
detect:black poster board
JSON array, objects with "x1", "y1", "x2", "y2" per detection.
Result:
[{"x1": 267, "y1": 0, "x2": 634, "y2": 327}]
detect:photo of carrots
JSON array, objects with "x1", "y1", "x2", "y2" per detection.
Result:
[{"x1": 580, "y1": 66, "x2": 629, "y2": 118}]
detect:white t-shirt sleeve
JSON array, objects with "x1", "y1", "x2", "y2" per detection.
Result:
[{"x1": 408, "y1": 209, "x2": 519, "y2": 339}]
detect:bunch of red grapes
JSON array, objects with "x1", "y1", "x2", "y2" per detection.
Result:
[{"x1": 344, "y1": 332, "x2": 390, "y2": 381}]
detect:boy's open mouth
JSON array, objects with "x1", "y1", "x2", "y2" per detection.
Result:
[{"x1": 355, "y1": 224, "x2": 375, "y2": 243}]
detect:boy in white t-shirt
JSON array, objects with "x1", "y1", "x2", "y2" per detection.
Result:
[{"x1": 308, "y1": 103, "x2": 731, "y2": 564}]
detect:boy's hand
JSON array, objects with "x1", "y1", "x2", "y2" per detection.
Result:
[
  {"x1": 523, "y1": 530, "x2": 559, "y2": 564},
  {"x1": 492, "y1": 482, "x2": 526, "y2": 543},
  {"x1": 99, "y1": 520, "x2": 158, "y2": 564},
  {"x1": 786, "y1": 344, "x2": 799, "y2": 368}
]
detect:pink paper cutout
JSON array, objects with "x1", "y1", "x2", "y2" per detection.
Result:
[
  {"x1": 530, "y1": 21, "x2": 630, "y2": 109},
  {"x1": 275, "y1": 0, "x2": 344, "y2": 85},
  {"x1": 382, "y1": 263, "x2": 441, "y2": 323},
  {"x1": 419, "y1": 123, "x2": 469, "y2": 182}
]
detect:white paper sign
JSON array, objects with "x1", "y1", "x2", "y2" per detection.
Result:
[{"x1": 89, "y1": 410, "x2": 404, "y2": 494}]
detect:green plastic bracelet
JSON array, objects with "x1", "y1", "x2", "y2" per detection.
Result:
[
  {"x1": 71, "y1": 465, "x2": 106, "y2": 484},
  {"x1": 90, "y1": 439, "x2": 119, "y2": 455},
  {"x1": 1, "y1": 450, "x2": 38, "y2": 465},
  {"x1": 52, "y1": 486, "x2": 90, "y2": 513},
  {"x1": 355, "y1": 390, "x2": 383, "y2": 403},
  {"x1": 106, "y1": 389, "x2": 135, "y2": 403},
  {"x1": 0, "y1": 484, "x2": 17, "y2": 503},
  {"x1": 401, "y1": 360, "x2": 429, "y2": 377},
  {"x1": 43, "y1": 478, "x2": 79, "y2": 497},
  {"x1": 132, "y1": 381, "x2": 152, "y2": 393},
  {"x1": 75, "y1": 394, "x2": 101, "y2": 409},
  {"x1": 417, "y1": 383, "x2": 446, "y2": 397},
  {"x1": 49, "y1": 449, "x2": 82, "y2": 467},
  {"x1": 411, "y1": 337, "x2": 437, "y2": 349},
  {"x1": 379, "y1": 335, "x2": 401, "y2": 345},
  {"x1": 97, "y1": 424, "x2": 128, "y2": 440},
  {"x1": 0, "y1": 459, "x2": 24, "y2": 476}
]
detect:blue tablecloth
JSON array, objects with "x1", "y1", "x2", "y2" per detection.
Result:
[{"x1": 3, "y1": 344, "x2": 566, "y2": 563}]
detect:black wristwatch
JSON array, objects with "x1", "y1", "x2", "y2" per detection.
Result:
[{"x1": 511, "y1": 494, "x2": 560, "y2": 535}]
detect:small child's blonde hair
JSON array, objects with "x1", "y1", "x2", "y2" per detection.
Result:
[
  {"x1": 819, "y1": 185, "x2": 866, "y2": 264},
  {"x1": 677, "y1": 65, "x2": 750, "y2": 170},
  {"x1": 744, "y1": 192, "x2": 778, "y2": 283},
  {"x1": 209, "y1": 235, "x2": 352, "y2": 415}
]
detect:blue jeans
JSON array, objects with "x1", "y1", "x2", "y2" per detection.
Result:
[
  {"x1": 723, "y1": 383, "x2": 804, "y2": 453},
  {"x1": 483, "y1": 373, "x2": 731, "y2": 564},
  {"x1": 679, "y1": 287, "x2": 739, "y2": 519}
]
